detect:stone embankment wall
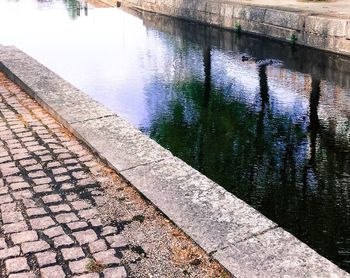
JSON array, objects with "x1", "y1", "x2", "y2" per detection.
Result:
[{"x1": 120, "y1": 0, "x2": 350, "y2": 56}]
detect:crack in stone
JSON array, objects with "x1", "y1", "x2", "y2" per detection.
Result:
[
  {"x1": 70, "y1": 114, "x2": 117, "y2": 125},
  {"x1": 119, "y1": 158, "x2": 166, "y2": 173}
]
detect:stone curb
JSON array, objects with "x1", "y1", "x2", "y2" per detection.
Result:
[
  {"x1": 0, "y1": 45, "x2": 348, "y2": 277},
  {"x1": 119, "y1": 0, "x2": 350, "y2": 57}
]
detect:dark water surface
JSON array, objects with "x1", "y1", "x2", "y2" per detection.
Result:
[{"x1": 1, "y1": 0, "x2": 350, "y2": 271}]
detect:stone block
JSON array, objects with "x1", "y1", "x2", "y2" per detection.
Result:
[
  {"x1": 121, "y1": 157, "x2": 276, "y2": 253},
  {"x1": 233, "y1": 5, "x2": 265, "y2": 23},
  {"x1": 71, "y1": 116, "x2": 172, "y2": 172},
  {"x1": 206, "y1": 2, "x2": 220, "y2": 15},
  {"x1": 264, "y1": 9, "x2": 303, "y2": 30},
  {"x1": 305, "y1": 16, "x2": 347, "y2": 37},
  {"x1": 213, "y1": 228, "x2": 348, "y2": 277},
  {"x1": 5, "y1": 257, "x2": 30, "y2": 273}
]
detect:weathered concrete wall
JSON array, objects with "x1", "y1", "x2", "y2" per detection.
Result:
[{"x1": 119, "y1": 0, "x2": 350, "y2": 56}]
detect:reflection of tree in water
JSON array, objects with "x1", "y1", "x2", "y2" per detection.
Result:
[
  {"x1": 64, "y1": 0, "x2": 88, "y2": 19},
  {"x1": 148, "y1": 47, "x2": 307, "y2": 203},
  {"x1": 146, "y1": 45, "x2": 350, "y2": 269}
]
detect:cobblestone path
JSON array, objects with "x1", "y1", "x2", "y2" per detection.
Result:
[
  {"x1": 0, "y1": 76, "x2": 130, "y2": 277},
  {"x1": 0, "y1": 73, "x2": 227, "y2": 278}
]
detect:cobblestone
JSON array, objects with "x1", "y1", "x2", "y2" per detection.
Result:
[
  {"x1": 0, "y1": 246, "x2": 21, "y2": 260},
  {"x1": 29, "y1": 216, "x2": 55, "y2": 230},
  {"x1": 104, "y1": 267, "x2": 127, "y2": 278},
  {"x1": 40, "y1": 265, "x2": 65, "y2": 278},
  {"x1": 61, "y1": 247, "x2": 85, "y2": 260},
  {"x1": 3, "y1": 221, "x2": 28, "y2": 234},
  {"x1": 53, "y1": 234, "x2": 75, "y2": 248},
  {"x1": 69, "y1": 258, "x2": 90, "y2": 274},
  {"x1": 21, "y1": 240, "x2": 50, "y2": 254},
  {"x1": 11, "y1": 231, "x2": 38, "y2": 244},
  {"x1": 73, "y1": 230, "x2": 98, "y2": 245},
  {"x1": 0, "y1": 74, "x2": 227, "y2": 278},
  {"x1": 35, "y1": 250, "x2": 57, "y2": 267},
  {"x1": 5, "y1": 257, "x2": 30, "y2": 273}
]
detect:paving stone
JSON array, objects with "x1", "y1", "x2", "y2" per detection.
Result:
[
  {"x1": 26, "y1": 164, "x2": 43, "y2": 171},
  {"x1": 69, "y1": 258, "x2": 90, "y2": 274},
  {"x1": 54, "y1": 175, "x2": 70, "y2": 182},
  {"x1": 93, "y1": 249, "x2": 120, "y2": 265},
  {"x1": 10, "y1": 182, "x2": 30, "y2": 190},
  {"x1": 42, "y1": 194, "x2": 62, "y2": 204},
  {"x1": 22, "y1": 199, "x2": 36, "y2": 208},
  {"x1": 19, "y1": 159, "x2": 37, "y2": 166},
  {"x1": 5, "y1": 257, "x2": 30, "y2": 273},
  {"x1": 28, "y1": 170, "x2": 46, "y2": 178},
  {"x1": 13, "y1": 153, "x2": 30, "y2": 161},
  {"x1": 89, "y1": 218, "x2": 103, "y2": 227},
  {"x1": 47, "y1": 161, "x2": 61, "y2": 168},
  {"x1": 21, "y1": 240, "x2": 50, "y2": 254},
  {"x1": 101, "y1": 226, "x2": 118, "y2": 236},
  {"x1": 6, "y1": 176, "x2": 23, "y2": 184},
  {"x1": 52, "y1": 167, "x2": 67, "y2": 175},
  {"x1": 89, "y1": 239, "x2": 107, "y2": 254},
  {"x1": 33, "y1": 177, "x2": 51, "y2": 185},
  {"x1": 2, "y1": 166, "x2": 20, "y2": 176},
  {"x1": 0, "y1": 246, "x2": 21, "y2": 259},
  {"x1": 67, "y1": 221, "x2": 88, "y2": 230},
  {"x1": 35, "y1": 251, "x2": 57, "y2": 267},
  {"x1": 43, "y1": 226, "x2": 65, "y2": 238},
  {"x1": 66, "y1": 194, "x2": 78, "y2": 201},
  {"x1": 0, "y1": 194, "x2": 13, "y2": 204},
  {"x1": 3, "y1": 221, "x2": 28, "y2": 234},
  {"x1": 61, "y1": 247, "x2": 85, "y2": 260},
  {"x1": 2, "y1": 211, "x2": 24, "y2": 223},
  {"x1": 78, "y1": 208, "x2": 98, "y2": 220},
  {"x1": 73, "y1": 230, "x2": 97, "y2": 245},
  {"x1": 71, "y1": 200, "x2": 91, "y2": 210},
  {"x1": 55, "y1": 212, "x2": 79, "y2": 223},
  {"x1": 26, "y1": 207, "x2": 47, "y2": 217},
  {"x1": 11, "y1": 230, "x2": 38, "y2": 244},
  {"x1": 30, "y1": 216, "x2": 55, "y2": 229},
  {"x1": 0, "y1": 202, "x2": 16, "y2": 212},
  {"x1": 0, "y1": 238, "x2": 7, "y2": 249},
  {"x1": 49, "y1": 204, "x2": 71, "y2": 213},
  {"x1": 53, "y1": 234, "x2": 75, "y2": 248},
  {"x1": 33, "y1": 184, "x2": 51, "y2": 193},
  {"x1": 41, "y1": 265, "x2": 65, "y2": 278},
  {"x1": 12, "y1": 190, "x2": 32, "y2": 200},
  {"x1": 103, "y1": 267, "x2": 127, "y2": 278},
  {"x1": 0, "y1": 187, "x2": 9, "y2": 194}
]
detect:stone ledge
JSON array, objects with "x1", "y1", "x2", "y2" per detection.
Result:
[
  {"x1": 121, "y1": 0, "x2": 350, "y2": 56},
  {"x1": 0, "y1": 46, "x2": 348, "y2": 277}
]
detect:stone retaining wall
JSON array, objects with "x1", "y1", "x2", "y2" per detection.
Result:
[{"x1": 120, "y1": 0, "x2": 350, "y2": 56}]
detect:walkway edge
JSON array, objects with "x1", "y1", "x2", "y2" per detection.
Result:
[{"x1": 0, "y1": 45, "x2": 348, "y2": 277}]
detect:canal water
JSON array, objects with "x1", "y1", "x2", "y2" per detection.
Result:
[{"x1": 1, "y1": 0, "x2": 350, "y2": 271}]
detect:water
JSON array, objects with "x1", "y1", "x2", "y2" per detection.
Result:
[{"x1": 1, "y1": 0, "x2": 350, "y2": 271}]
